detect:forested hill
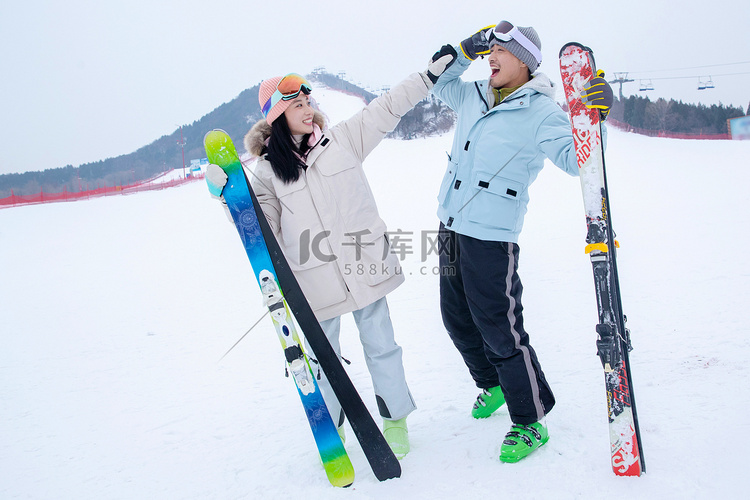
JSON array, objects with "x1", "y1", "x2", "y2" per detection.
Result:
[
  {"x1": 2, "y1": 71, "x2": 743, "y2": 198},
  {"x1": 0, "y1": 71, "x2": 454, "y2": 198},
  {"x1": 0, "y1": 83, "x2": 261, "y2": 198}
]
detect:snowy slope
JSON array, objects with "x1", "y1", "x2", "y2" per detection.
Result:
[{"x1": 1, "y1": 84, "x2": 750, "y2": 499}]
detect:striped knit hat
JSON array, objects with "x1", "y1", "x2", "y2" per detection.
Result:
[{"x1": 258, "y1": 76, "x2": 288, "y2": 125}]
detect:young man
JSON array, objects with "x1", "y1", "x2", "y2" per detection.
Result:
[{"x1": 429, "y1": 22, "x2": 613, "y2": 463}]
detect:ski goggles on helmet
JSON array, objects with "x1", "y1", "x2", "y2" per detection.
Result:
[
  {"x1": 489, "y1": 21, "x2": 543, "y2": 66},
  {"x1": 261, "y1": 73, "x2": 312, "y2": 118}
]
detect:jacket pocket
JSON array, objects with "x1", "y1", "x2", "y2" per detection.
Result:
[
  {"x1": 294, "y1": 260, "x2": 348, "y2": 311},
  {"x1": 437, "y1": 159, "x2": 458, "y2": 207},
  {"x1": 347, "y1": 232, "x2": 401, "y2": 286},
  {"x1": 464, "y1": 171, "x2": 524, "y2": 230},
  {"x1": 273, "y1": 175, "x2": 308, "y2": 235},
  {"x1": 272, "y1": 174, "x2": 307, "y2": 198},
  {"x1": 316, "y1": 146, "x2": 358, "y2": 176}
]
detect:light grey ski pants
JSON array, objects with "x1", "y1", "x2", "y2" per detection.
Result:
[{"x1": 308, "y1": 296, "x2": 416, "y2": 426}]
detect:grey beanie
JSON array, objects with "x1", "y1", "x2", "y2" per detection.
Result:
[{"x1": 489, "y1": 25, "x2": 542, "y2": 73}]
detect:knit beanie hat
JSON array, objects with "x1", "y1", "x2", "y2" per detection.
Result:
[
  {"x1": 489, "y1": 25, "x2": 542, "y2": 73},
  {"x1": 258, "y1": 76, "x2": 292, "y2": 125}
]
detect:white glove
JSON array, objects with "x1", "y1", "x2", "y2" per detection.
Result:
[
  {"x1": 205, "y1": 163, "x2": 228, "y2": 199},
  {"x1": 427, "y1": 45, "x2": 457, "y2": 84},
  {"x1": 205, "y1": 164, "x2": 233, "y2": 223}
]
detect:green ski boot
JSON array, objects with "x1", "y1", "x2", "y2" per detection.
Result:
[
  {"x1": 383, "y1": 417, "x2": 409, "y2": 459},
  {"x1": 499, "y1": 420, "x2": 549, "y2": 463},
  {"x1": 471, "y1": 385, "x2": 505, "y2": 419}
]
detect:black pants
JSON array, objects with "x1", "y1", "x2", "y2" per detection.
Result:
[{"x1": 438, "y1": 224, "x2": 555, "y2": 425}]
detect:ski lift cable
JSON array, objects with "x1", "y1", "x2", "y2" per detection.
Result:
[
  {"x1": 610, "y1": 71, "x2": 750, "y2": 85},
  {"x1": 640, "y1": 71, "x2": 750, "y2": 81},
  {"x1": 628, "y1": 60, "x2": 750, "y2": 74}
]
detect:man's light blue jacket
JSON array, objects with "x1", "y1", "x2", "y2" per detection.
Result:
[{"x1": 432, "y1": 50, "x2": 593, "y2": 243}]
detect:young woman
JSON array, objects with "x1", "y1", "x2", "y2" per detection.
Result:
[{"x1": 206, "y1": 55, "x2": 455, "y2": 459}]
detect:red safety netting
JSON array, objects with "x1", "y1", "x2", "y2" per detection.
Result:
[{"x1": 0, "y1": 173, "x2": 205, "y2": 209}]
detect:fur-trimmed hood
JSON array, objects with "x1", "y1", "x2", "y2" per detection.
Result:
[{"x1": 244, "y1": 110, "x2": 327, "y2": 157}]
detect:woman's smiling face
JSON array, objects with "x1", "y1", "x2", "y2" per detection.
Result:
[{"x1": 283, "y1": 94, "x2": 315, "y2": 135}]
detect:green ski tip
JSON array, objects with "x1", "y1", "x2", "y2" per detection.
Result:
[
  {"x1": 203, "y1": 129, "x2": 239, "y2": 168},
  {"x1": 323, "y1": 454, "x2": 355, "y2": 487}
]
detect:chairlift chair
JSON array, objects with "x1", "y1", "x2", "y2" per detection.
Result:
[
  {"x1": 639, "y1": 79, "x2": 654, "y2": 91},
  {"x1": 697, "y1": 76, "x2": 715, "y2": 90}
]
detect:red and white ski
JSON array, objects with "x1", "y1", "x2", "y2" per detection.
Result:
[{"x1": 559, "y1": 42, "x2": 645, "y2": 477}]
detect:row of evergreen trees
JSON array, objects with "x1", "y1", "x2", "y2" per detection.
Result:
[
  {"x1": 388, "y1": 94, "x2": 456, "y2": 139},
  {"x1": 609, "y1": 95, "x2": 746, "y2": 135}
]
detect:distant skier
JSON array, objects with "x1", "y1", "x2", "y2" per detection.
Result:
[
  {"x1": 428, "y1": 21, "x2": 613, "y2": 463},
  {"x1": 205, "y1": 55, "x2": 455, "y2": 459}
]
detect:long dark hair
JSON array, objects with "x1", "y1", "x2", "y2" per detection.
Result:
[{"x1": 264, "y1": 117, "x2": 312, "y2": 184}]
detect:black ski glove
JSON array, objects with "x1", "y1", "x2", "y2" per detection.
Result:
[
  {"x1": 427, "y1": 44, "x2": 457, "y2": 84},
  {"x1": 582, "y1": 70, "x2": 614, "y2": 121},
  {"x1": 459, "y1": 25, "x2": 494, "y2": 61}
]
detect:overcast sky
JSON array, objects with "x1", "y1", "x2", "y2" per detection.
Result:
[{"x1": 1, "y1": 0, "x2": 748, "y2": 175}]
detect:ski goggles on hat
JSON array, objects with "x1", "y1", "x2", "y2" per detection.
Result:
[
  {"x1": 489, "y1": 21, "x2": 543, "y2": 65},
  {"x1": 262, "y1": 73, "x2": 312, "y2": 117}
]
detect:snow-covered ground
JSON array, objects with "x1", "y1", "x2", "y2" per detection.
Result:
[{"x1": 2, "y1": 84, "x2": 749, "y2": 499}]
